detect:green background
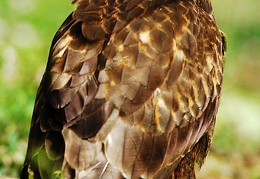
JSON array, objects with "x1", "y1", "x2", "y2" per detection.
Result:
[{"x1": 0, "y1": 0, "x2": 259, "y2": 178}]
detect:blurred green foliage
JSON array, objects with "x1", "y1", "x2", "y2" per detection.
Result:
[
  {"x1": 0, "y1": 0, "x2": 73, "y2": 177},
  {"x1": 0, "y1": 0, "x2": 260, "y2": 178}
]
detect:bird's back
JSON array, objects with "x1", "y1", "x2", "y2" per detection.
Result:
[{"x1": 21, "y1": 0, "x2": 225, "y2": 178}]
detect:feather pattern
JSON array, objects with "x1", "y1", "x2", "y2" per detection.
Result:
[{"x1": 21, "y1": 0, "x2": 225, "y2": 178}]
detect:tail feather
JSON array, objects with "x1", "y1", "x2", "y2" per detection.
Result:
[{"x1": 75, "y1": 162, "x2": 124, "y2": 179}]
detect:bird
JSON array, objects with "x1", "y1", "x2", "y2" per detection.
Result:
[{"x1": 20, "y1": 0, "x2": 226, "y2": 178}]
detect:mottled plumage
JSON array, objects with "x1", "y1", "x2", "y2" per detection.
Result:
[{"x1": 21, "y1": 0, "x2": 225, "y2": 178}]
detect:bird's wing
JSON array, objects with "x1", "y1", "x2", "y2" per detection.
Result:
[
  {"x1": 91, "y1": 2, "x2": 225, "y2": 178},
  {"x1": 21, "y1": 0, "x2": 225, "y2": 178}
]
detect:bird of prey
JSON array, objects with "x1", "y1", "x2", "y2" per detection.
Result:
[{"x1": 21, "y1": 0, "x2": 226, "y2": 178}]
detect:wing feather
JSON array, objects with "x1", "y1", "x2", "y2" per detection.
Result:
[{"x1": 21, "y1": 0, "x2": 225, "y2": 178}]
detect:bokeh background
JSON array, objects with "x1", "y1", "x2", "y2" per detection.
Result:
[{"x1": 0, "y1": 0, "x2": 260, "y2": 178}]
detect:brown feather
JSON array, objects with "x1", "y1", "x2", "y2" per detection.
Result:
[{"x1": 21, "y1": 0, "x2": 225, "y2": 178}]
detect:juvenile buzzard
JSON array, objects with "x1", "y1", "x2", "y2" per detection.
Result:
[{"x1": 21, "y1": 0, "x2": 226, "y2": 178}]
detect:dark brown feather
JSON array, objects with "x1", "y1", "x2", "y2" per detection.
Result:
[{"x1": 21, "y1": 0, "x2": 225, "y2": 178}]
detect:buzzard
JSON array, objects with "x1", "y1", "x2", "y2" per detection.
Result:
[{"x1": 21, "y1": 0, "x2": 226, "y2": 178}]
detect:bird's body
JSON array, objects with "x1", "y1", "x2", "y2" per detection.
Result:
[{"x1": 21, "y1": 0, "x2": 225, "y2": 178}]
